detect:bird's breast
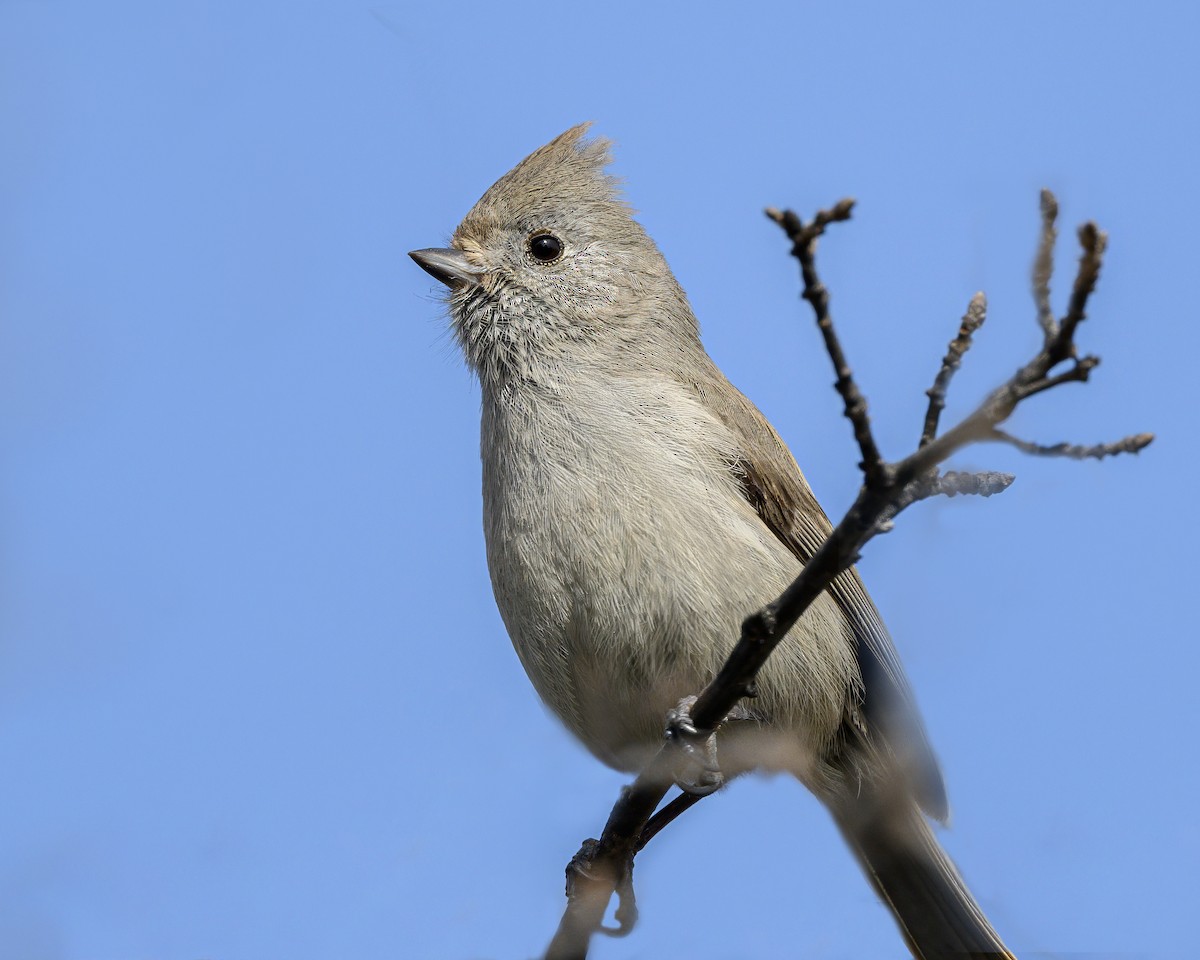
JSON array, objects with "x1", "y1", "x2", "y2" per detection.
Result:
[{"x1": 479, "y1": 376, "x2": 851, "y2": 772}]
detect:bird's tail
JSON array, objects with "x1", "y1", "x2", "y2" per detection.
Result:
[{"x1": 833, "y1": 799, "x2": 1015, "y2": 959}]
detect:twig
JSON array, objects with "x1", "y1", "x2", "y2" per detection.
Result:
[
  {"x1": 989, "y1": 429, "x2": 1154, "y2": 461},
  {"x1": 1014, "y1": 355, "x2": 1100, "y2": 401},
  {"x1": 922, "y1": 292, "x2": 988, "y2": 448},
  {"x1": 1058, "y1": 221, "x2": 1107, "y2": 360},
  {"x1": 766, "y1": 201, "x2": 886, "y2": 483},
  {"x1": 878, "y1": 470, "x2": 1015, "y2": 532},
  {"x1": 637, "y1": 790, "x2": 705, "y2": 850},
  {"x1": 540, "y1": 192, "x2": 1151, "y2": 960},
  {"x1": 1033, "y1": 189, "x2": 1059, "y2": 339}
]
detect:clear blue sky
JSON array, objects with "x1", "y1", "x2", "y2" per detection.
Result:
[{"x1": 2, "y1": 2, "x2": 1194, "y2": 958}]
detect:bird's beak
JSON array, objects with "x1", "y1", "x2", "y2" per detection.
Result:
[{"x1": 409, "y1": 248, "x2": 486, "y2": 289}]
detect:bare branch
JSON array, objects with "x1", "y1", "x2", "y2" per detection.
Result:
[
  {"x1": 1013, "y1": 354, "x2": 1100, "y2": 401},
  {"x1": 1055, "y1": 221, "x2": 1108, "y2": 362},
  {"x1": 989, "y1": 429, "x2": 1154, "y2": 461},
  {"x1": 1033, "y1": 189, "x2": 1059, "y2": 339},
  {"x1": 922, "y1": 292, "x2": 988, "y2": 447},
  {"x1": 542, "y1": 191, "x2": 1151, "y2": 960},
  {"x1": 875, "y1": 470, "x2": 1014, "y2": 536},
  {"x1": 767, "y1": 200, "x2": 887, "y2": 484},
  {"x1": 890, "y1": 468, "x2": 1014, "y2": 513},
  {"x1": 638, "y1": 791, "x2": 705, "y2": 850},
  {"x1": 922, "y1": 469, "x2": 1014, "y2": 498}
]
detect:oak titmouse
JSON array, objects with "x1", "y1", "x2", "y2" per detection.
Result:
[{"x1": 411, "y1": 125, "x2": 1012, "y2": 958}]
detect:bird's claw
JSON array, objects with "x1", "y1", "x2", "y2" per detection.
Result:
[
  {"x1": 565, "y1": 838, "x2": 638, "y2": 938},
  {"x1": 664, "y1": 696, "x2": 726, "y2": 796}
]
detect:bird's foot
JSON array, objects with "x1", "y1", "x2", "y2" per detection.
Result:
[
  {"x1": 664, "y1": 696, "x2": 725, "y2": 796},
  {"x1": 565, "y1": 838, "x2": 638, "y2": 937}
]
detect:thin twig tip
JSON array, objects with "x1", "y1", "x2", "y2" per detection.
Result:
[
  {"x1": 1039, "y1": 189, "x2": 1059, "y2": 221},
  {"x1": 966, "y1": 291, "x2": 987, "y2": 327},
  {"x1": 831, "y1": 198, "x2": 856, "y2": 220},
  {"x1": 1078, "y1": 221, "x2": 1108, "y2": 256}
]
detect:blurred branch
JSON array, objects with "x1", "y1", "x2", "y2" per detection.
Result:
[
  {"x1": 988, "y1": 428, "x2": 1154, "y2": 461},
  {"x1": 542, "y1": 191, "x2": 1151, "y2": 960}
]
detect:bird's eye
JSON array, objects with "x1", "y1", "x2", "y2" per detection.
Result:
[{"x1": 528, "y1": 232, "x2": 564, "y2": 264}]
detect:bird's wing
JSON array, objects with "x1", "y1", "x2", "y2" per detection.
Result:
[{"x1": 696, "y1": 368, "x2": 948, "y2": 821}]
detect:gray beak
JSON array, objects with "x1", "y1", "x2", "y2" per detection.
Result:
[{"x1": 409, "y1": 248, "x2": 486, "y2": 288}]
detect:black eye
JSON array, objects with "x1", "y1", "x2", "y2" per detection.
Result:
[{"x1": 528, "y1": 232, "x2": 563, "y2": 263}]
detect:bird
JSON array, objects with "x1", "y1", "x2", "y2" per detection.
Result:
[{"x1": 411, "y1": 124, "x2": 1014, "y2": 959}]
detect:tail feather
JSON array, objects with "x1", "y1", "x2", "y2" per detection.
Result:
[{"x1": 834, "y1": 802, "x2": 1015, "y2": 960}]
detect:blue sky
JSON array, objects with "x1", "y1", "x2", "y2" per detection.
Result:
[{"x1": 2, "y1": 2, "x2": 1195, "y2": 958}]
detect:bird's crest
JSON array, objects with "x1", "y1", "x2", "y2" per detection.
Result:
[{"x1": 455, "y1": 123, "x2": 631, "y2": 243}]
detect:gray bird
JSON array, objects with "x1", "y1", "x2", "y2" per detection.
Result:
[{"x1": 411, "y1": 124, "x2": 1013, "y2": 959}]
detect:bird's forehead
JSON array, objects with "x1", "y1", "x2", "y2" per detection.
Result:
[
  {"x1": 453, "y1": 195, "x2": 578, "y2": 249},
  {"x1": 452, "y1": 201, "x2": 503, "y2": 248}
]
